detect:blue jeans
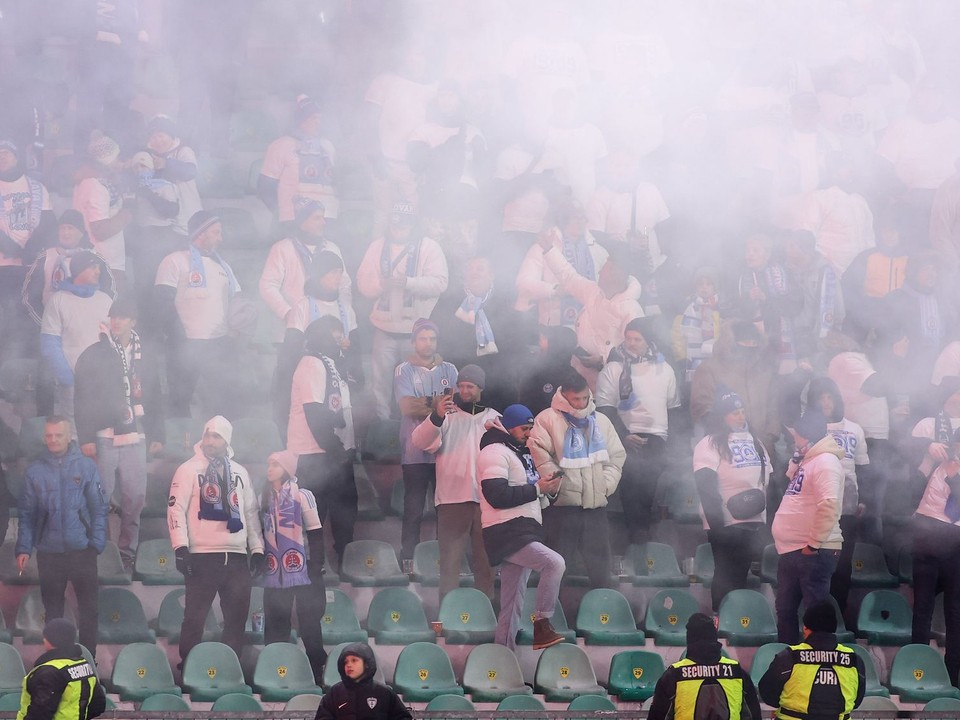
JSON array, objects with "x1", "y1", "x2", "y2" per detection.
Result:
[{"x1": 775, "y1": 548, "x2": 840, "y2": 644}]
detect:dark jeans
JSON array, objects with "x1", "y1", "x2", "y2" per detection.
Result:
[
  {"x1": 296, "y1": 453, "x2": 358, "y2": 569},
  {"x1": 400, "y1": 463, "x2": 436, "y2": 560},
  {"x1": 911, "y1": 515, "x2": 960, "y2": 686},
  {"x1": 180, "y1": 552, "x2": 252, "y2": 665},
  {"x1": 708, "y1": 523, "x2": 762, "y2": 612},
  {"x1": 542, "y1": 505, "x2": 614, "y2": 589},
  {"x1": 775, "y1": 547, "x2": 840, "y2": 644},
  {"x1": 264, "y1": 580, "x2": 327, "y2": 683},
  {"x1": 38, "y1": 548, "x2": 99, "y2": 654},
  {"x1": 619, "y1": 436, "x2": 667, "y2": 544}
]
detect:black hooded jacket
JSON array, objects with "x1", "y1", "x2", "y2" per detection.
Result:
[{"x1": 314, "y1": 643, "x2": 411, "y2": 720}]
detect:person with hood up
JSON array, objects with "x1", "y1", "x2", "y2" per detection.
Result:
[
  {"x1": 167, "y1": 415, "x2": 264, "y2": 669},
  {"x1": 260, "y1": 450, "x2": 327, "y2": 684},
  {"x1": 693, "y1": 390, "x2": 771, "y2": 612},
  {"x1": 15, "y1": 417, "x2": 108, "y2": 656},
  {"x1": 911, "y1": 426, "x2": 960, "y2": 685},
  {"x1": 771, "y1": 409, "x2": 845, "y2": 644},
  {"x1": 529, "y1": 368, "x2": 625, "y2": 589},
  {"x1": 648, "y1": 613, "x2": 761, "y2": 720},
  {"x1": 477, "y1": 404, "x2": 565, "y2": 650},
  {"x1": 17, "y1": 619, "x2": 106, "y2": 720},
  {"x1": 759, "y1": 600, "x2": 865, "y2": 719},
  {"x1": 314, "y1": 643, "x2": 411, "y2": 720},
  {"x1": 807, "y1": 376, "x2": 868, "y2": 614}
]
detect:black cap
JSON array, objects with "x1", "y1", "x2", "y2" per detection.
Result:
[{"x1": 802, "y1": 599, "x2": 837, "y2": 633}]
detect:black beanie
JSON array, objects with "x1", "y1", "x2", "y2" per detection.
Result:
[
  {"x1": 802, "y1": 599, "x2": 837, "y2": 633},
  {"x1": 43, "y1": 618, "x2": 77, "y2": 649},
  {"x1": 686, "y1": 612, "x2": 718, "y2": 645}
]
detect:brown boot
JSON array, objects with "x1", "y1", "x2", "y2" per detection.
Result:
[{"x1": 532, "y1": 618, "x2": 564, "y2": 649}]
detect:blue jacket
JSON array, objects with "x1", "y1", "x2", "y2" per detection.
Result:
[{"x1": 15, "y1": 443, "x2": 108, "y2": 556}]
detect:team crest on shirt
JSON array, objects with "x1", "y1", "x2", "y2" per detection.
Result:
[
  {"x1": 440, "y1": 377, "x2": 450, "y2": 387},
  {"x1": 189, "y1": 271, "x2": 203, "y2": 286},
  {"x1": 282, "y1": 549, "x2": 305, "y2": 572},
  {"x1": 202, "y1": 480, "x2": 221, "y2": 504},
  {"x1": 367, "y1": 698, "x2": 378, "y2": 709},
  {"x1": 329, "y1": 394, "x2": 342, "y2": 411},
  {"x1": 543, "y1": 383, "x2": 554, "y2": 394}
]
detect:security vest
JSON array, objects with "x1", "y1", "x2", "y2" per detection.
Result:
[
  {"x1": 670, "y1": 656, "x2": 746, "y2": 720},
  {"x1": 775, "y1": 642, "x2": 859, "y2": 720},
  {"x1": 17, "y1": 656, "x2": 99, "y2": 720}
]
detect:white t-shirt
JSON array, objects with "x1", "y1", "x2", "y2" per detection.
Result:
[
  {"x1": 827, "y1": 418, "x2": 868, "y2": 514},
  {"x1": 932, "y1": 341, "x2": 960, "y2": 385},
  {"x1": 40, "y1": 290, "x2": 113, "y2": 370},
  {"x1": 261, "y1": 135, "x2": 339, "y2": 221},
  {"x1": 286, "y1": 296, "x2": 358, "y2": 334},
  {"x1": 877, "y1": 114, "x2": 960, "y2": 190},
  {"x1": 154, "y1": 250, "x2": 238, "y2": 340},
  {"x1": 0, "y1": 175, "x2": 51, "y2": 264},
  {"x1": 364, "y1": 73, "x2": 436, "y2": 161},
  {"x1": 595, "y1": 358, "x2": 679, "y2": 437},
  {"x1": 790, "y1": 186, "x2": 875, "y2": 274},
  {"x1": 827, "y1": 351, "x2": 889, "y2": 440},
  {"x1": 73, "y1": 177, "x2": 126, "y2": 271},
  {"x1": 816, "y1": 91, "x2": 887, "y2": 149},
  {"x1": 693, "y1": 431, "x2": 771, "y2": 528},
  {"x1": 287, "y1": 354, "x2": 354, "y2": 455}
]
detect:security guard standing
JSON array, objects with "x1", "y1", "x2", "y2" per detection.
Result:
[
  {"x1": 17, "y1": 619, "x2": 106, "y2": 720},
  {"x1": 759, "y1": 600, "x2": 865, "y2": 720},
  {"x1": 648, "y1": 613, "x2": 762, "y2": 720}
]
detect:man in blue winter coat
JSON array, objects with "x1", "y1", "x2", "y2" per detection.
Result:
[{"x1": 16, "y1": 417, "x2": 108, "y2": 655}]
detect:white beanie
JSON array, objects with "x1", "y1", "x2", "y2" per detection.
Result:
[{"x1": 203, "y1": 415, "x2": 233, "y2": 446}]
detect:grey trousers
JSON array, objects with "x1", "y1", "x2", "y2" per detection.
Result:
[
  {"x1": 496, "y1": 541, "x2": 565, "y2": 650},
  {"x1": 95, "y1": 437, "x2": 147, "y2": 558}
]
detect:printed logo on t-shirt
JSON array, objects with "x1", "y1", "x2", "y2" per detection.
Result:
[
  {"x1": 830, "y1": 430, "x2": 857, "y2": 460},
  {"x1": 729, "y1": 440, "x2": 762, "y2": 468},
  {"x1": 785, "y1": 466, "x2": 805, "y2": 496}
]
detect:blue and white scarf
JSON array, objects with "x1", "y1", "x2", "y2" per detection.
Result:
[
  {"x1": 261, "y1": 480, "x2": 310, "y2": 588},
  {"x1": 559, "y1": 411, "x2": 609, "y2": 469},
  {"x1": 378, "y1": 239, "x2": 420, "y2": 311},
  {"x1": 455, "y1": 285, "x2": 498, "y2": 356},
  {"x1": 559, "y1": 235, "x2": 595, "y2": 327},
  {"x1": 198, "y1": 456, "x2": 244, "y2": 533},
  {"x1": 188, "y1": 245, "x2": 240, "y2": 294}
]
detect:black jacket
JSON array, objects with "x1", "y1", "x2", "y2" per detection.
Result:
[
  {"x1": 315, "y1": 643, "x2": 411, "y2": 720},
  {"x1": 73, "y1": 334, "x2": 164, "y2": 446},
  {"x1": 22, "y1": 645, "x2": 106, "y2": 720}
]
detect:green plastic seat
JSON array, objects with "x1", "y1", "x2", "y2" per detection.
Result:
[
  {"x1": 97, "y1": 587, "x2": 155, "y2": 643},
  {"x1": 856, "y1": 695, "x2": 899, "y2": 713},
  {"x1": 389, "y1": 476, "x2": 436, "y2": 518},
  {"x1": 97, "y1": 541, "x2": 132, "y2": 585},
  {"x1": 231, "y1": 417, "x2": 283, "y2": 464},
  {"x1": 625, "y1": 542, "x2": 689, "y2": 587},
  {"x1": 139, "y1": 694, "x2": 191, "y2": 711},
  {"x1": 210, "y1": 692, "x2": 264, "y2": 712},
  {"x1": 252, "y1": 642, "x2": 323, "y2": 701},
  {"x1": 923, "y1": 697, "x2": 960, "y2": 712},
  {"x1": 412, "y1": 540, "x2": 473, "y2": 587},
  {"x1": 0, "y1": 643, "x2": 25, "y2": 696},
  {"x1": 364, "y1": 420, "x2": 402, "y2": 464},
  {"x1": 341, "y1": 540, "x2": 409, "y2": 587},
  {"x1": 155, "y1": 588, "x2": 220, "y2": 643},
  {"x1": 717, "y1": 589, "x2": 778, "y2": 646},
  {"x1": 134, "y1": 537, "x2": 184, "y2": 585},
  {"x1": 17, "y1": 416, "x2": 46, "y2": 460},
  {"x1": 644, "y1": 589, "x2": 700, "y2": 646},
  {"x1": 856, "y1": 590, "x2": 913, "y2": 646},
  {"x1": 366, "y1": 587, "x2": 435, "y2": 645},
  {"x1": 322, "y1": 643, "x2": 385, "y2": 691},
  {"x1": 534, "y1": 643, "x2": 606, "y2": 702},
  {"x1": 496, "y1": 694, "x2": 546, "y2": 713},
  {"x1": 354, "y1": 462, "x2": 386, "y2": 521},
  {"x1": 425, "y1": 694, "x2": 476, "y2": 714},
  {"x1": 111, "y1": 642, "x2": 181, "y2": 701},
  {"x1": 320, "y1": 589, "x2": 368, "y2": 644},
  {"x1": 284, "y1": 694, "x2": 324, "y2": 712},
  {"x1": 0, "y1": 610, "x2": 13, "y2": 644},
  {"x1": 607, "y1": 650, "x2": 664, "y2": 701},
  {"x1": 850, "y1": 543, "x2": 899, "y2": 589},
  {"x1": 888, "y1": 644, "x2": 960, "y2": 702},
  {"x1": 760, "y1": 544, "x2": 779, "y2": 586},
  {"x1": 694, "y1": 543, "x2": 714, "y2": 586},
  {"x1": 181, "y1": 641, "x2": 252, "y2": 701},
  {"x1": 162, "y1": 417, "x2": 205, "y2": 461},
  {"x1": 0, "y1": 694, "x2": 22, "y2": 710},
  {"x1": 392, "y1": 642, "x2": 464, "y2": 701},
  {"x1": 666, "y1": 478, "x2": 702, "y2": 524},
  {"x1": 568, "y1": 694, "x2": 617, "y2": 711},
  {"x1": 749, "y1": 643, "x2": 788, "y2": 687},
  {"x1": 15, "y1": 587, "x2": 78, "y2": 643},
  {"x1": 851, "y1": 644, "x2": 890, "y2": 698},
  {"x1": 515, "y1": 588, "x2": 576, "y2": 645},
  {"x1": 575, "y1": 588, "x2": 645, "y2": 645},
  {"x1": 462, "y1": 643, "x2": 532, "y2": 702},
  {"x1": 438, "y1": 588, "x2": 497, "y2": 644}
]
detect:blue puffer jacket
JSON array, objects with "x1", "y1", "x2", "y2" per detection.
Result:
[{"x1": 15, "y1": 443, "x2": 108, "y2": 555}]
